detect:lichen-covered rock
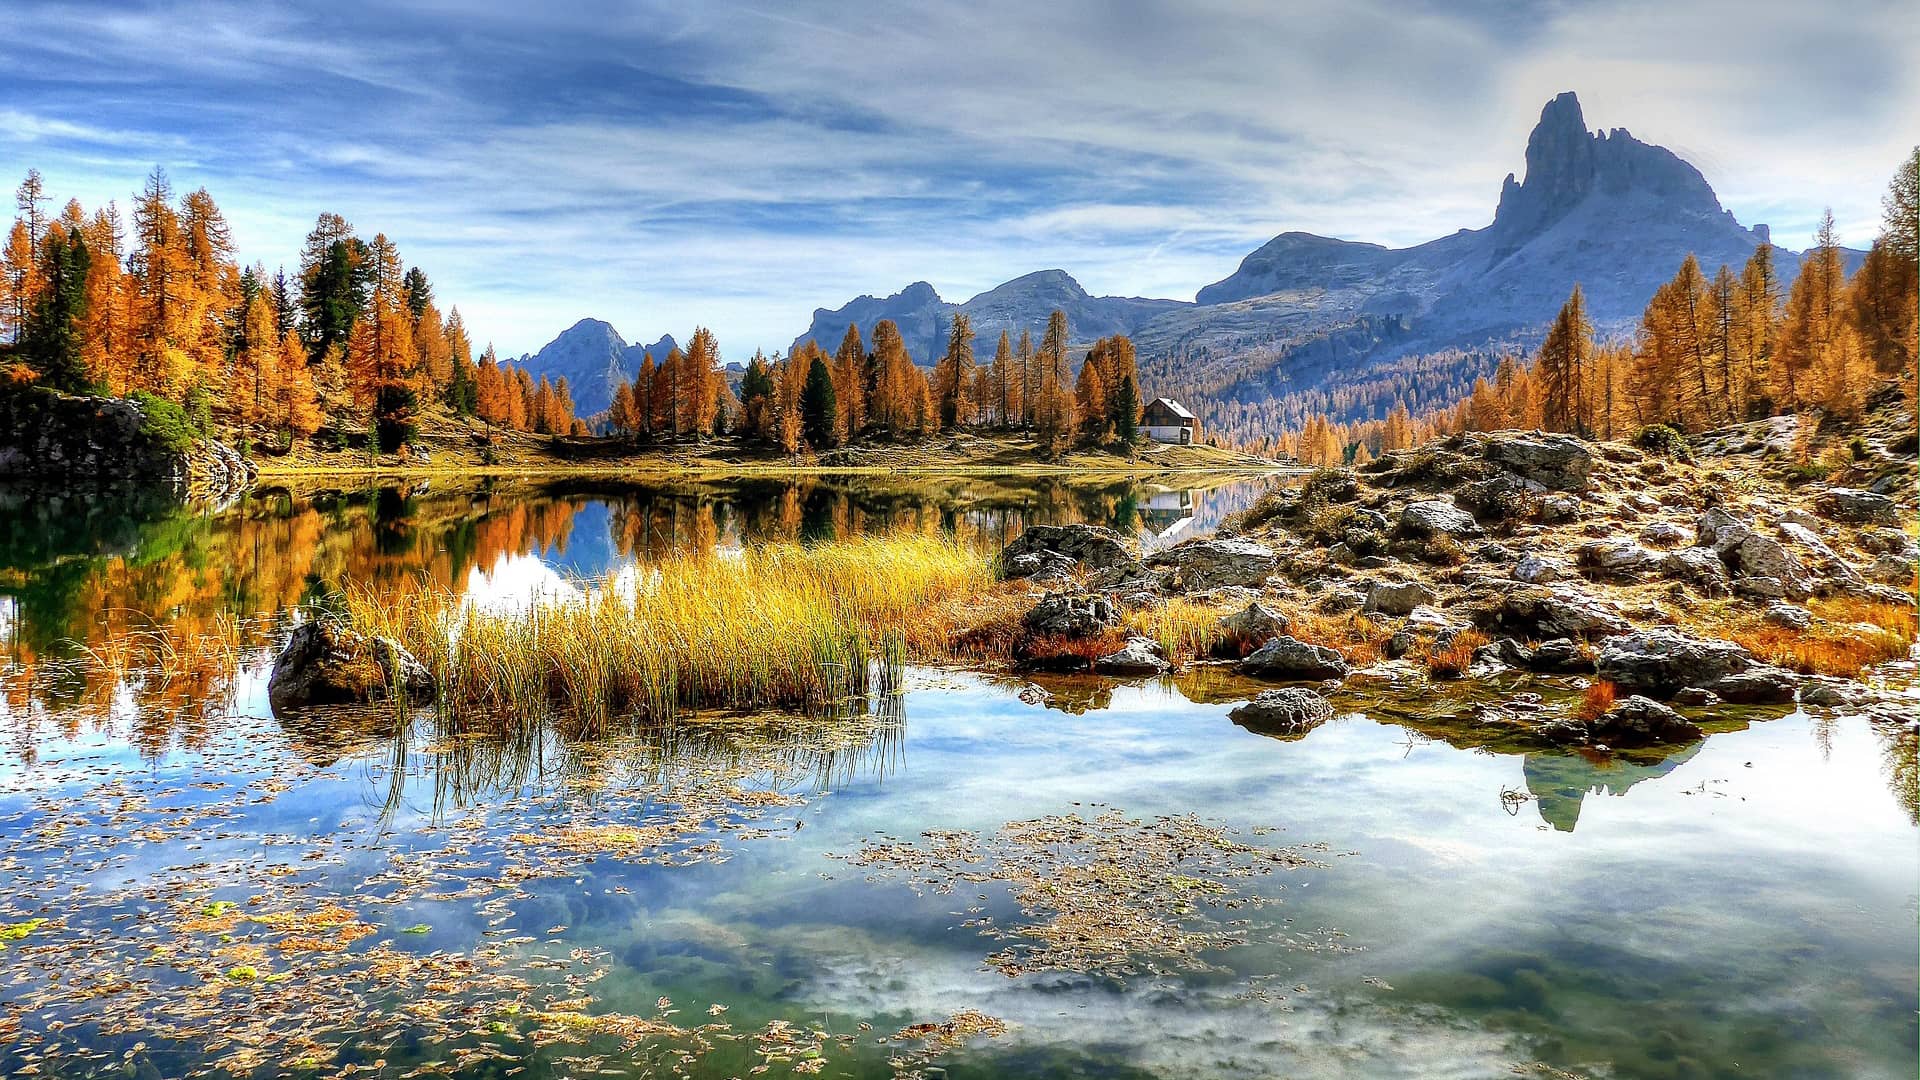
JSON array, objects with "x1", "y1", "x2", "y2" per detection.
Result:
[
  {"x1": 1217, "y1": 601, "x2": 1290, "y2": 652},
  {"x1": 1512, "y1": 552, "x2": 1570, "y2": 584},
  {"x1": 1594, "y1": 629, "x2": 1752, "y2": 699},
  {"x1": 1091, "y1": 636, "x2": 1169, "y2": 676},
  {"x1": 1002, "y1": 524, "x2": 1136, "y2": 577},
  {"x1": 268, "y1": 617, "x2": 433, "y2": 715},
  {"x1": 1813, "y1": 487, "x2": 1897, "y2": 524},
  {"x1": 1021, "y1": 592, "x2": 1119, "y2": 638},
  {"x1": 1473, "y1": 583, "x2": 1632, "y2": 639},
  {"x1": 1693, "y1": 507, "x2": 1750, "y2": 546},
  {"x1": 1578, "y1": 539, "x2": 1665, "y2": 580},
  {"x1": 1236, "y1": 635, "x2": 1350, "y2": 682},
  {"x1": 1713, "y1": 528, "x2": 1814, "y2": 600},
  {"x1": 1364, "y1": 578, "x2": 1438, "y2": 615},
  {"x1": 1229, "y1": 688, "x2": 1334, "y2": 738},
  {"x1": 1397, "y1": 499, "x2": 1484, "y2": 539},
  {"x1": 1480, "y1": 432, "x2": 1593, "y2": 491},
  {"x1": 1147, "y1": 537, "x2": 1279, "y2": 591},
  {"x1": 1661, "y1": 546, "x2": 1732, "y2": 597}
]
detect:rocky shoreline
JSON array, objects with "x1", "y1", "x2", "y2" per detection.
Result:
[
  {"x1": 996, "y1": 423, "x2": 1918, "y2": 750},
  {"x1": 0, "y1": 387, "x2": 255, "y2": 501}
]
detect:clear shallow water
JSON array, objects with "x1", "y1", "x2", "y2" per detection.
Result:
[{"x1": 0, "y1": 477, "x2": 1915, "y2": 1079}]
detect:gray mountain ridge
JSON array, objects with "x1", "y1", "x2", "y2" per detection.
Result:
[
  {"x1": 508, "y1": 319, "x2": 677, "y2": 416},
  {"x1": 518, "y1": 92, "x2": 1857, "y2": 418}
]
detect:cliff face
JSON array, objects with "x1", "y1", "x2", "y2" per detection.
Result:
[{"x1": 0, "y1": 388, "x2": 253, "y2": 499}]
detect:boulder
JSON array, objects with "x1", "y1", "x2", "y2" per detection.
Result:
[
  {"x1": 1472, "y1": 637, "x2": 1535, "y2": 672},
  {"x1": 1694, "y1": 507, "x2": 1750, "y2": 546},
  {"x1": 1594, "y1": 629, "x2": 1753, "y2": 699},
  {"x1": 1529, "y1": 637, "x2": 1595, "y2": 674},
  {"x1": 1512, "y1": 553, "x2": 1569, "y2": 584},
  {"x1": 1481, "y1": 432, "x2": 1593, "y2": 491},
  {"x1": 1716, "y1": 530, "x2": 1814, "y2": 600},
  {"x1": 1229, "y1": 688, "x2": 1334, "y2": 738},
  {"x1": 1002, "y1": 523, "x2": 1136, "y2": 577},
  {"x1": 1813, "y1": 487, "x2": 1897, "y2": 524},
  {"x1": 1397, "y1": 500, "x2": 1483, "y2": 539},
  {"x1": 1541, "y1": 694, "x2": 1703, "y2": 748},
  {"x1": 1364, "y1": 578, "x2": 1439, "y2": 615},
  {"x1": 1092, "y1": 636, "x2": 1170, "y2": 676},
  {"x1": 1217, "y1": 601, "x2": 1290, "y2": 651},
  {"x1": 1578, "y1": 539, "x2": 1665, "y2": 580},
  {"x1": 1706, "y1": 666, "x2": 1799, "y2": 705},
  {"x1": 1474, "y1": 584, "x2": 1632, "y2": 639},
  {"x1": 1004, "y1": 550, "x2": 1077, "y2": 583},
  {"x1": 268, "y1": 617, "x2": 433, "y2": 715},
  {"x1": 1661, "y1": 546, "x2": 1733, "y2": 597},
  {"x1": 1021, "y1": 593, "x2": 1119, "y2": 638},
  {"x1": 1639, "y1": 522, "x2": 1690, "y2": 548},
  {"x1": 1236, "y1": 635, "x2": 1350, "y2": 682},
  {"x1": 1147, "y1": 537, "x2": 1279, "y2": 591},
  {"x1": 1762, "y1": 603, "x2": 1813, "y2": 629}
]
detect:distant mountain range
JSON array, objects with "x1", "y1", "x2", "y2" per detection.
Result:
[
  {"x1": 508, "y1": 320, "x2": 677, "y2": 416},
  {"x1": 518, "y1": 92, "x2": 1857, "y2": 422}
]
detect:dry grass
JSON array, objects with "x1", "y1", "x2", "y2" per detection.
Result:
[
  {"x1": 344, "y1": 534, "x2": 1000, "y2": 731},
  {"x1": 1575, "y1": 680, "x2": 1618, "y2": 722},
  {"x1": 1424, "y1": 629, "x2": 1490, "y2": 679},
  {"x1": 1695, "y1": 596, "x2": 1917, "y2": 679},
  {"x1": 1286, "y1": 608, "x2": 1392, "y2": 667},
  {"x1": 1126, "y1": 598, "x2": 1232, "y2": 660}
]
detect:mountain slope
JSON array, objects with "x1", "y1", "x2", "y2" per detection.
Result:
[
  {"x1": 790, "y1": 270, "x2": 1189, "y2": 361},
  {"x1": 512, "y1": 319, "x2": 676, "y2": 416}
]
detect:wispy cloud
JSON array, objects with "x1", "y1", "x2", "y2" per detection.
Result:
[{"x1": 0, "y1": 0, "x2": 1910, "y2": 355}]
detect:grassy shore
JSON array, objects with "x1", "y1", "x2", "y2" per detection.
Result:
[{"x1": 249, "y1": 418, "x2": 1282, "y2": 480}]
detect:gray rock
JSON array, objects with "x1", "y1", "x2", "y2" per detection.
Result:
[
  {"x1": 1762, "y1": 603, "x2": 1813, "y2": 629},
  {"x1": 1529, "y1": 637, "x2": 1595, "y2": 674},
  {"x1": 1694, "y1": 507, "x2": 1750, "y2": 546},
  {"x1": 1364, "y1": 578, "x2": 1439, "y2": 615},
  {"x1": 1481, "y1": 432, "x2": 1593, "y2": 491},
  {"x1": 1385, "y1": 630, "x2": 1418, "y2": 659},
  {"x1": 1229, "y1": 688, "x2": 1334, "y2": 737},
  {"x1": 1476, "y1": 584, "x2": 1632, "y2": 639},
  {"x1": 1776, "y1": 508, "x2": 1821, "y2": 530},
  {"x1": 1092, "y1": 637, "x2": 1170, "y2": 676},
  {"x1": 1512, "y1": 553, "x2": 1569, "y2": 584},
  {"x1": 1237, "y1": 635, "x2": 1351, "y2": 682},
  {"x1": 1578, "y1": 539, "x2": 1665, "y2": 579},
  {"x1": 1661, "y1": 546, "x2": 1732, "y2": 597},
  {"x1": 1813, "y1": 487, "x2": 1897, "y2": 524},
  {"x1": 1397, "y1": 499, "x2": 1483, "y2": 539},
  {"x1": 1706, "y1": 666, "x2": 1799, "y2": 705},
  {"x1": 1541, "y1": 694, "x2": 1703, "y2": 747},
  {"x1": 1473, "y1": 637, "x2": 1535, "y2": 672},
  {"x1": 1866, "y1": 554, "x2": 1915, "y2": 586},
  {"x1": 1594, "y1": 629, "x2": 1753, "y2": 699},
  {"x1": 1535, "y1": 495, "x2": 1582, "y2": 523},
  {"x1": 1218, "y1": 602, "x2": 1290, "y2": 651},
  {"x1": 1316, "y1": 587, "x2": 1367, "y2": 614},
  {"x1": 1022, "y1": 593, "x2": 1118, "y2": 638},
  {"x1": 1718, "y1": 530, "x2": 1814, "y2": 600},
  {"x1": 1639, "y1": 522, "x2": 1690, "y2": 547},
  {"x1": 1005, "y1": 550, "x2": 1077, "y2": 583},
  {"x1": 268, "y1": 617, "x2": 433, "y2": 715},
  {"x1": 1671, "y1": 687, "x2": 1720, "y2": 706},
  {"x1": 1147, "y1": 537, "x2": 1279, "y2": 591},
  {"x1": 1003, "y1": 523, "x2": 1136, "y2": 576}
]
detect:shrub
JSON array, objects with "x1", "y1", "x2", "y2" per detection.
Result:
[
  {"x1": 1575, "y1": 681, "x2": 1617, "y2": 722},
  {"x1": 1633, "y1": 424, "x2": 1690, "y2": 460},
  {"x1": 1425, "y1": 629, "x2": 1489, "y2": 679},
  {"x1": 131, "y1": 392, "x2": 198, "y2": 455}
]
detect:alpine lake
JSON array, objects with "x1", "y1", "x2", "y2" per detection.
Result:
[{"x1": 0, "y1": 472, "x2": 1914, "y2": 1080}]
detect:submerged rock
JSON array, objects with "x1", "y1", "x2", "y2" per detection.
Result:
[
  {"x1": 1229, "y1": 688, "x2": 1334, "y2": 738},
  {"x1": 1236, "y1": 635, "x2": 1350, "y2": 682},
  {"x1": 268, "y1": 617, "x2": 433, "y2": 715}
]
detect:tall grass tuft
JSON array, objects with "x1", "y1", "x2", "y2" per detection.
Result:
[{"x1": 343, "y1": 534, "x2": 997, "y2": 730}]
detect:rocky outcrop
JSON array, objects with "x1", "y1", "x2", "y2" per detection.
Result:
[
  {"x1": 1593, "y1": 630, "x2": 1752, "y2": 699},
  {"x1": 1479, "y1": 432, "x2": 1592, "y2": 491},
  {"x1": 1003, "y1": 524, "x2": 1136, "y2": 578},
  {"x1": 0, "y1": 387, "x2": 254, "y2": 499},
  {"x1": 1021, "y1": 593, "x2": 1119, "y2": 638},
  {"x1": 1229, "y1": 688, "x2": 1334, "y2": 738},
  {"x1": 1236, "y1": 635, "x2": 1350, "y2": 682},
  {"x1": 1472, "y1": 583, "x2": 1631, "y2": 639},
  {"x1": 268, "y1": 617, "x2": 433, "y2": 715},
  {"x1": 1396, "y1": 500, "x2": 1483, "y2": 539},
  {"x1": 1147, "y1": 537, "x2": 1278, "y2": 591},
  {"x1": 1813, "y1": 487, "x2": 1896, "y2": 524}
]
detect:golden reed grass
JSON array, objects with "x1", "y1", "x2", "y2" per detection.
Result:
[{"x1": 344, "y1": 534, "x2": 1000, "y2": 732}]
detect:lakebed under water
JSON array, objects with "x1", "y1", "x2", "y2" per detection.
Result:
[{"x1": 1, "y1": 474, "x2": 1914, "y2": 1079}]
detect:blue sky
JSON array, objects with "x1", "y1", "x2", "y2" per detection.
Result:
[{"x1": 2, "y1": 0, "x2": 1913, "y2": 357}]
